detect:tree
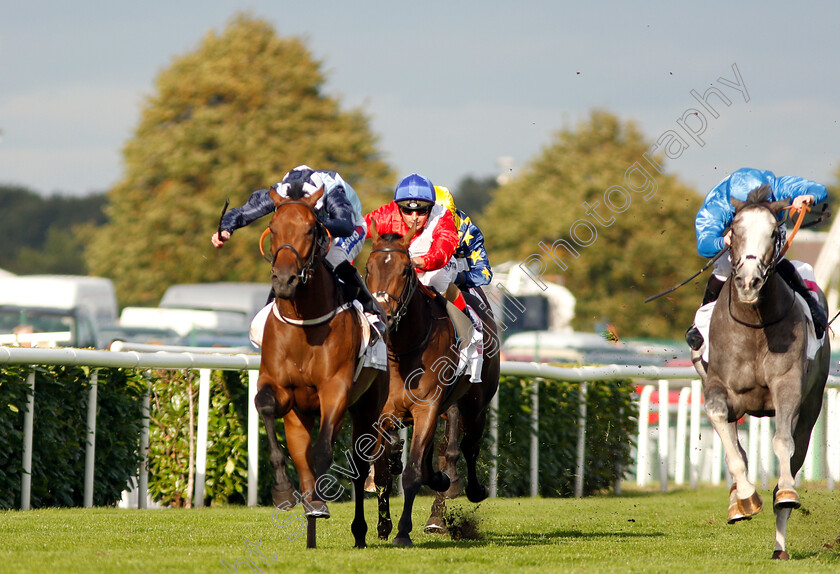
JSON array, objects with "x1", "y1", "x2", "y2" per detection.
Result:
[
  {"x1": 482, "y1": 110, "x2": 704, "y2": 339},
  {"x1": 0, "y1": 185, "x2": 106, "y2": 275},
  {"x1": 453, "y1": 175, "x2": 498, "y2": 222},
  {"x1": 85, "y1": 14, "x2": 394, "y2": 306}
]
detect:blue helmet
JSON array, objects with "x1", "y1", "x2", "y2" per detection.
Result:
[
  {"x1": 727, "y1": 168, "x2": 776, "y2": 201},
  {"x1": 394, "y1": 173, "x2": 436, "y2": 209}
]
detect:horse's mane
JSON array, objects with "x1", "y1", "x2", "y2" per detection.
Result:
[
  {"x1": 380, "y1": 232, "x2": 404, "y2": 242},
  {"x1": 742, "y1": 184, "x2": 773, "y2": 207},
  {"x1": 286, "y1": 181, "x2": 307, "y2": 200}
]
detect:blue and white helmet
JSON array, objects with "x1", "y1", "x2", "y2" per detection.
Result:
[{"x1": 394, "y1": 173, "x2": 436, "y2": 209}]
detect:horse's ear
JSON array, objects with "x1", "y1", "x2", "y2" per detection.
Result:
[
  {"x1": 269, "y1": 186, "x2": 284, "y2": 208},
  {"x1": 307, "y1": 185, "x2": 325, "y2": 207},
  {"x1": 369, "y1": 219, "x2": 380, "y2": 243},
  {"x1": 403, "y1": 221, "x2": 417, "y2": 245},
  {"x1": 769, "y1": 200, "x2": 789, "y2": 216},
  {"x1": 731, "y1": 197, "x2": 745, "y2": 212}
]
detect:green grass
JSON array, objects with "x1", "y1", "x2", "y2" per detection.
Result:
[{"x1": 1, "y1": 485, "x2": 839, "y2": 573}]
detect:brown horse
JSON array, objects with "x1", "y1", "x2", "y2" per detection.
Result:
[
  {"x1": 691, "y1": 186, "x2": 830, "y2": 559},
  {"x1": 255, "y1": 186, "x2": 387, "y2": 548},
  {"x1": 364, "y1": 223, "x2": 499, "y2": 546}
]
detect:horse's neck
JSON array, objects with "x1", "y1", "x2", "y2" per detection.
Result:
[
  {"x1": 392, "y1": 280, "x2": 434, "y2": 347},
  {"x1": 275, "y1": 264, "x2": 337, "y2": 318},
  {"x1": 728, "y1": 273, "x2": 794, "y2": 323}
]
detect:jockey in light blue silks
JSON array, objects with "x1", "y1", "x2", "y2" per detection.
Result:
[{"x1": 685, "y1": 167, "x2": 828, "y2": 351}]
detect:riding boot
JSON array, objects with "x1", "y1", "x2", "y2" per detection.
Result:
[
  {"x1": 333, "y1": 260, "x2": 387, "y2": 341},
  {"x1": 776, "y1": 259, "x2": 827, "y2": 339},
  {"x1": 685, "y1": 275, "x2": 726, "y2": 350}
]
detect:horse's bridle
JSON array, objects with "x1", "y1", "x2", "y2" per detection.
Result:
[
  {"x1": 730, "y1": 208, "x2": 785, "y2": 286},
  {"x1": 261, "y1": 200, "x2": 331, "y2": 285},
  {"x1": 366, "y1": 247, "x2": 417, "y2": 330},
  {"x1": 728, "y1": 208, "x2": 793, "y2": 328}
]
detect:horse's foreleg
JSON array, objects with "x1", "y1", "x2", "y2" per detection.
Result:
[
  {"x1": 773, "y1": 506, "x2": 793, "y2": 560},
  {"x1": 255, "y1": 386, "x2": 295, "y2": 509},
  {"x1": 439, "y1": 405, "x2": 463, "y2": 499},
  {"x1": 349, "y1": 445, "x2": 370, "y2": 548},
  {"x1": 374, "y1": 444, "x2": 393, "y2": 540},
  {"x1": 282, "y1": 409, "x2": 319, "y2": 514},
  {"x1": 425, "y1": 406, "x2": 461, "y2": 534},
  {"x1": 309, "y1": 391, "x2": 349, "y2": 516},
  {"x1": 394, "y1": 408, "x2": 442, "y2": 547},
  {"x1": 705, "y1": 386, "x2": 760, "y2": 521},
  {"x1": 349, "y1": 397, "x2": 383, "y2": 549},
  {"x1": 772, "y1": 393, "x2": 800, "y2": 507},
  {"x1": 459, "y1": 403, "x2": 490, "y2": 503}
]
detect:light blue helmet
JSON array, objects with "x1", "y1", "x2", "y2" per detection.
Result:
[
  {"x1": 394, "y1": 173, "x2": 436, "y2": 209},
  {"x1": 727, "y1": 168, "x2": 776, "y2": 201}
]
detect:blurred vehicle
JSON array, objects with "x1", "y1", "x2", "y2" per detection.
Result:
[
  {"x1": 119, "y1": 306, "x2": 249, "y2": 338},
  {"x1": 0, "y1": 275, "x2": 118, "y2": 348},
  {"x1": 0, "y1": 305, "x2": 98, "y2": 348},
  {"x1": 178, "y1": 327, "x2": 256, "y2": 349},
  {"x1": 98, "y1": 325, "x2": 182, "y2": 348},
  {"x1": 159, "y1": 282, "x2": 270, "y2": 321},
  {"x1": 501, "y1": 330, "x2": 687, "y2": 367}
]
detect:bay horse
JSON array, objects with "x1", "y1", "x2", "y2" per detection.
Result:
[
  {"x1": 364, "y1": 223, "x2": 500, "y2": 546},
  {"x1": 691, "y1": 185, "x2": 830, "y2": 559},
  {"x1": 255, "y1": 186, "x2": 387, "y2": 548}
]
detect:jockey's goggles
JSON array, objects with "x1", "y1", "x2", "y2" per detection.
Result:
[{"x1": 399, "y1": 204, "x2": 431, "y2": 216}]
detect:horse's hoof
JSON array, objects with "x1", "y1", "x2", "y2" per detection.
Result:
[
  {"x1": 304, "y1": 499, "x2": 330, "y2": 518},
  {"x1": 772, "y1": 550, "x2": 790, "y2": 560},
  {"x1": 424, "y1": 516, "x2": 447, "y2": 534},
  {"x1": 392, "y1": 536, "x2": 413, "y2": 547},
  {"x1": 466, "y1": 483, "x2": 489, "y2": 503},
  {"x1": 773, "y1": 489, "x2": 801, "y2": 510},
  {"x1": 272, "y1": 486, "x2": 297, "y2": 510},
  {"x1": 727, "y1": 489, "x2": 762, "y2": 523},
  {"x1": 429, "y1": 471, "x2": 451, "y2": 492},
  {"x1": 364, "y1": 472, "x2": 377, "y2": 493}
]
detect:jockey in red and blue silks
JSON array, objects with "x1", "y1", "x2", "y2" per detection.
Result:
[
  {"x1": 364, "y1": 174, "x2": 471, "y2": 309},
  {"x1": 686, "y1": 167, "x2": 828, "y2": 350},
  {"x1": 211, "y1": 165, "x2": 386, "y2": 339}
]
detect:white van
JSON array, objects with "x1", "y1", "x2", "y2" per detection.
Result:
[
  {"x1": 159, "y1": 282, "x2": 271, "y2": 319},
  {"x1": 0, "y1": 275, "x2": 118, "y2": 348}
]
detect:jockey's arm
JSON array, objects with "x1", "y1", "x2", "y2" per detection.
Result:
[
  {"x1": 211, "y1": 188, "x2": 275, "y2": 248},
  {"x1": 320, "y1": 187, "x2": 355, "y2": 237}
]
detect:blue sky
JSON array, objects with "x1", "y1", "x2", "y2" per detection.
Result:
[{"x1": 2, "y1": 1, "x2": 840, "y2": 197}]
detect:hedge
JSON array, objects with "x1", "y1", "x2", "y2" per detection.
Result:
[
  {"x1": 0, "y1": 367, "x2": 637, "y2": 508},
  {"x1": 0, "y1": 365, "x2": 146, "y2": 509}
]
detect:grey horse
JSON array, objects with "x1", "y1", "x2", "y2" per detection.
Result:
[{"x1": 691, "y1": 185, "x2": 830, "y2": 560}]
